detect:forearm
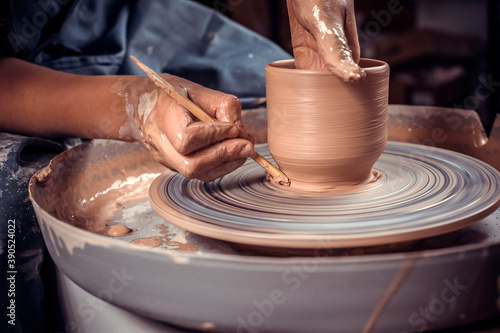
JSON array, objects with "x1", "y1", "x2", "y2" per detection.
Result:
[
  {"x1": 0, "y1": 58, "x2": 254, "y2": 181},
  {"x1": 0, "y1": 57, "x2": 134, "y2": 140}
]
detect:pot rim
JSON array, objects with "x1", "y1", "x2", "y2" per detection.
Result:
[{"x1": 265, "y1": 58, "x2": 389, "y2": 75}]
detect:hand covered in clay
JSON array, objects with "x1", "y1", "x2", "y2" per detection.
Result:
[
  {"x1": 116, "y1": 75, "x2": 254, "y2": 182},
  {"x1": 287, "y1": 0, "x2": 365, "y2": 83}
]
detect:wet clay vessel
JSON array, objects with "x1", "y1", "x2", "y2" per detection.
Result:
[{"x1": 265, "y1": 59, "x2": 389, "y2": 192}]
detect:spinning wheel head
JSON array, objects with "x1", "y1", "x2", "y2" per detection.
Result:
[{"x1": 150, "y1": 143, "x2": 500, "y2": 248}]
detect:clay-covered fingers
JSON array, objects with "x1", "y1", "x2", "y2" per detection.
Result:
[
  {"x1": 184, "y1": 139, "x2": 253, "y2": 182},
  {"x1": 189, "y1": 91, "x2": 253, "y2": 142},
  {"x1": 151, "y1": 133, "x2": 253, "y2": 182},
  {"x1": 288, "y1": 0, "x2": 365, "y2": 83},
  {"x1": 159, "y1": 74, "x2": 251, "y2": 140},
  {"x1": 142, "y1": 75, "x2": 256, "y2": 181},
  {"x1": 118, "y1": 74, "x2": 253, "y2": 182},
  {"x1": 159, "y1": 97, "x2": 241, "y2": 155}
]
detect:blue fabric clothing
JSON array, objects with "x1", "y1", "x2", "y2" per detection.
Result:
[
  {"x1": 0, "y1": 1, "x2": 290, "y2": 332},
  {"x1": 1, "y1": 0, "x2": 290, "y2": 105},
  {"x1": 0, "y1": 134, "x2": 80, "y2": 333}
]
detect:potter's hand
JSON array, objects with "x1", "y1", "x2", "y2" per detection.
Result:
[
  {"x1": 287, "y1": 0, "x2": 365, "y2": 83},
  {"x1": 125, "y1": 75, "x2": 254, "y2": 182}
]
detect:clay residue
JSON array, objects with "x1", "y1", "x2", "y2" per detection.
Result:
[
  {"x1": 265, "y1": 59, "x2": 389, "y2": 192},
  {"x1": 34, "y1": 164, "x2": 52, "y2": 183},
  {"x1": 272, "y1": 169, "x2": 383, "y2": 194},
  {"x1": 131, "y1": 236, "x2": 162, "y2": 247},
  {"x1": 107, "y1": 225, "x2": 135, "y2": 237},
  {"x1": 110, "y1": 77, "x2": 141, "y2": 142},
  {"x1": 127, "y1": 222, "x2": 198, "y2": 251},
  {"x1": 29, "y1": 140, "x2": 164, "y2": 234},
  {"x1": 157, "y1": 224, "x2": 170, "y2": 234},
  {"x1": 167, "y1": 241, "x2": 198, "y2": 252}
]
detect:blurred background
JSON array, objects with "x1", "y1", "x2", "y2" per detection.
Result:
[{"x1": 195, "y1": 0, "x2": 500, "y2": 135}]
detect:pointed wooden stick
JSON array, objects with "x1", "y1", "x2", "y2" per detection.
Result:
[{"x1": 130, "y1": 55, "x2": 290, "y2": 186}]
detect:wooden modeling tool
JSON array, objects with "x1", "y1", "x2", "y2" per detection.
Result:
[{"x1": 130, "y1": 55, "x2": 291, "y2": 186}]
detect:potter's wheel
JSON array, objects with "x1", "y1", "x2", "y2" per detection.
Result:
[
  {"x1": 29, "y1": 117, "x2": 500, "y2": 333},
  {"x1": 150, "y1": 142, "x2": 500, "y2": 248}
]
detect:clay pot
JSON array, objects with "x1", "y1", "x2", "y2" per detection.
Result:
[{"x1": 265, "y1": 59, "x2": 390, "y2": 192}]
